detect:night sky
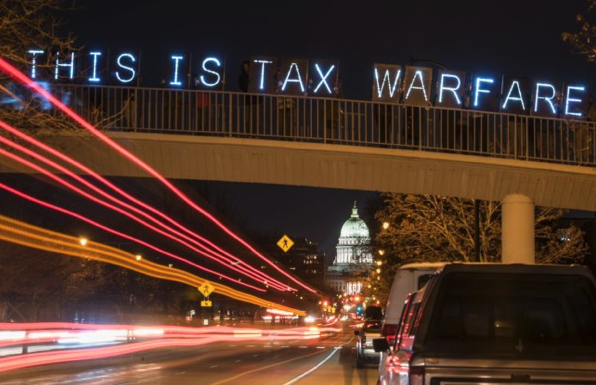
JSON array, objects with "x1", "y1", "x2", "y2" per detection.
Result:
[{"x1": 58, "y1": 0, "x2": 596, "y2": 257}]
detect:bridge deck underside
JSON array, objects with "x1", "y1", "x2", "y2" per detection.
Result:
[{"x1": 1, "y1": 131, "x2": 593, "y2": 211}]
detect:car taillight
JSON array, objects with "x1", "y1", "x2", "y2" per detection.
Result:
[
  {"x1": 381, "y1": 324, "x2": 397, "y2": 337},
  {"x1": 409, "y1": 366, "x2": 424, "y2": 385}
]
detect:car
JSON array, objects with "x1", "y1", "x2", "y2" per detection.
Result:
[
  {"x1": 381, "y1": 262, "x2": 445, "y2": 338},
  {"x1": 364, "y1": 305, "x2": 383, "y2": 320},
  {"x1": 379, "y1": 263, "x2": 444, "y2": 377},
  {"x1": 354, "y1": 319, "x2": 382, "y2": 368},
  {"x1": 374, "y1": 263, "x2": 596, "y2": 384}
]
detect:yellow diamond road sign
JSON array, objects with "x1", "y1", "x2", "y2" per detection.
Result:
[
  {"x1": 198, "y1": 282, "x2": 215, "y2": 297},
  {"x1": 277, "y1": 235, "x2": 294, "y2": 253}
]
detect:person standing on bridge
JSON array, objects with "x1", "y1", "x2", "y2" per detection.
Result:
[
  {"x1": 238, "y1": 61, "x2": 258, "y2": 137},
  {"x1": 325, "y1": 77, "x2": 343, "y2": 142},
  {"x1": 238, "y1": 61, "x2": 250, "y2": 93},
  {"x1": 275, "y1": 69, "x2": 295, "y2": 137}
]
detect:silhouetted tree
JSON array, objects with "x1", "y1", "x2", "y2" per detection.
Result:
[
  {"x1": 363, "y1": 194, "x2": 589, "y2": 303},
  {"x1": 562, "y1": 1, "x2": 596, "y2": 61}
]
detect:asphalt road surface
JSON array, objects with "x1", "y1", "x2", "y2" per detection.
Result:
[{"x1": 0, "y1": 327, "x2": 379, "y2": 385}]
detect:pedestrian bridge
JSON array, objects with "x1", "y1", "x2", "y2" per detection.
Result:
[
  {"x1": 20, "y1": 84, "x2": 595, "y2": 212},
  {"x1": 4, "y1": 84, "x2": 596, "y2": 264}
]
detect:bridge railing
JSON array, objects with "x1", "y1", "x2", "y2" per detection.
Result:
[{"x1": 51, "y1": 84, "x2": 596, "y2": 166}]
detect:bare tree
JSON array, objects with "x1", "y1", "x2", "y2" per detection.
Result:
[
  {"x1": 562, "y1": 1, "x2": 596, "y2": 61},
  {"x1": 0, "y1": 0, "x2": 77, "y2": 68},
  {"x1": 0, "y1": 241, "x2": 105, "y2": 322},
  {"x1": 0, "y1": 1, "x2": 81, "y2": 131},
  {"x1": 364, "y1": 194, "x2": 589, "y2": 303},
  {"x1": 0, "y1": 0, "x2": 130, "y2": 132}
]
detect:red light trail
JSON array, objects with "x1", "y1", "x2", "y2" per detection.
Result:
[
  {"x1": 0, "y1": 122, "x2": 289, "y2": 292},
  {"x1": 0, "y1": 134, "x2": 289, "y2": 291},
  {"x1": 0, "y1": 146, "x2": 280, "y2": 290},
  {"x1": 0, "y1": 323, "x2": 341, "y2": 373},
  {"x1": 0, "y1": 56, "x2": 316, "y2": 294},
  {"x1": 0, "y1": 180, "x2": 267, "y2": 292},
  {"x1": 0, "y1": 120, "x2": 292, "y2": 292}
]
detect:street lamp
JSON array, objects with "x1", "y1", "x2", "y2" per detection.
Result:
[
  {"x1": 79, "y1": 237, "x2": 88, "y2": 246},
  {"x1": 382, "y1": 222, "x2": 389, "y2": 230},
  {"x1": 135, "y1": 254, "x2": 142, "y2": 261},
  {"x1": 376, "y1": 261, "x2": 383, "y2": 266},
  {"x1": 378, "y1": 250, "x2": 385, "y2": 256}
]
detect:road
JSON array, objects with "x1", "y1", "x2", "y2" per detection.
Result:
[{"x1": 0, "y1": 326, "x2": 379, "y2": 385}]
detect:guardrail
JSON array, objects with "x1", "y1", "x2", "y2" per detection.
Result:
[{"x1": 49, "y1": 84, "x2": 596, "y2": 166}]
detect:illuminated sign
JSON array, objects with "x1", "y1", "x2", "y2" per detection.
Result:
[
  {"x1": 249, "y1": 56, "x2": 277, "y2": 93},
  {"x1": 473, "y1": 76, "x2": 497, "y2": 111},
  {"x1": 532, "y1": 81, "x2": 559, "y2": 117},
  {"x1": 501, "y1": 76, "x2": 529, "y2": 114},
  {"x1": 435, "y1": 70, "x2": 465, "y2": 108},
  {"x1": 403, "y1": 66, "x2": 432, "y2": 106},
  {"x1": 280, "y1": 58, "x2": 308, "y2": 96},
  {"x1": 372, "y1": 63, "x2": 402, "y2": 103},
  {"x1": 310, "y1": 59, "x2": 338, "y2": 96},
  {"x1": 21, "y1": 49, "x2": 590, "y2": 119}
]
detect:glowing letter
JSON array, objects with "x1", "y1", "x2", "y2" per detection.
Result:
[
  {"x1": 169, "y1": 55, "x2": 183, "y2": 86},
  {"x1": 115, "y1": 53, "x2": 136, "y2": 83},
  {"x1": 54, "y1": 52, "x2": 75, "y2": 80},
  {"x1": 281, "y1": 63, "x2": 305, "y2": 92},
  {"x1": 374, "y1": 68, "x2": 401, "y2": 98},
  {"x1": 474, "y1": 77, "x2": 494, "y2": 107},
  {"x1": 405, "y1": 70, "x2": 429, "y2": 101},
  {"x1": 200, "y1": 57, "x2": 222, "y2": 87},
  {"x1": 502, "y1": 80, "x2": 525, "y2": 110},
  {"x1": 88, "y1": 52, "x2": 102, "y2": 82},
  {"x1": 534, "y1": 83, "x2": 557, "y2": 114},
  {"x1": 565, "y1": 85, "x2": 586, "y2": 117},
  {"x1": 253, "y1": 59, "x2": 272, "y2": 91},
  {"x1": 314, "y1": 64, "x2": 336, "y2": 94},
  {"x1": 438, "y1": 73, "x2": 462, "y2": 105},
  {"x1": 28, "y1": 50, "x2": 44, "y2": 79}
]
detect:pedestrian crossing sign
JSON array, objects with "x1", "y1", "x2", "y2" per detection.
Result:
[
  {"x1": 198, "y1": 282, "x2": 215, "y2": 297},
  {"x1": 277, "y1": 235, "x2": 294, "y2": 252}
]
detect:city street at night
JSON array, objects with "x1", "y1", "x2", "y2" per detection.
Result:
[{"x1": 3, "y1": 0, "x2": 596, "y2": 383}]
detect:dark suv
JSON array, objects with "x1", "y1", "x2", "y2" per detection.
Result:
[{"x1": 374, "y1": 264, "x2": 596, "y2": 385}]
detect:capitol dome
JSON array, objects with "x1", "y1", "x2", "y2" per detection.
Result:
[
  {"x1": 327, "y1": 201, "x2": 373, "y2": 294},
  {"x1": 340, "y1": 202, "x2": 370, "y2": 239}
]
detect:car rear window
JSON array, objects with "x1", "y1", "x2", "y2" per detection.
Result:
[
  {"x1": 417, "y1": 274, "x2": 433, "y2": 289},
  {"x1": 425, "y1": 272, "x2": 596, "y2": 357}
]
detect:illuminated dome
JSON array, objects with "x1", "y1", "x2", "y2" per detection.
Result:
[
  {"x1": 340, "y1": 202, "x2": 370, "y2": 239},
  {"x1": 328, "y1": 201, "x2": 373, "y2": 294}
]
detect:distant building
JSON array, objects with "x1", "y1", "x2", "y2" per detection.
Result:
[
  {"x1": 262, "y1": 237, "x2": 326, "y2": 287},
  {"x1": 326, "y1": 202, "x2": 372, "y2": 295}
]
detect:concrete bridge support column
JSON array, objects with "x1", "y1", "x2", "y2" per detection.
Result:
[{"x1": 501, "y1": 194, "x2": 535, "y2": 264}]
